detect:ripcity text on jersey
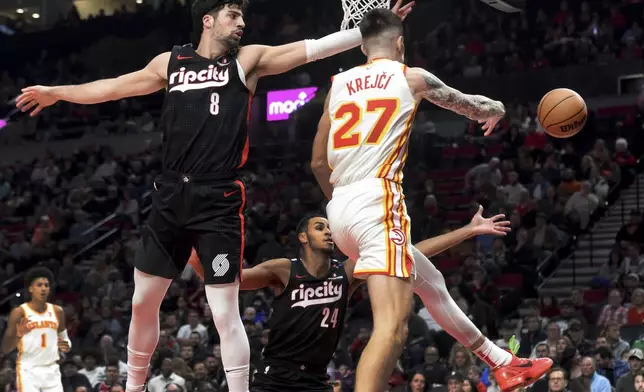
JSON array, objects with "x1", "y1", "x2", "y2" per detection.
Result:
[
  {"x1": 327, "y1": 58, "x2": 417, "y2": 187},
  {"x1": 261, "y1": 258, "x2": 349, "y2": 375},
  {"x1": 160, "y1": 45, "x2": 252, "y2": 175},
  {"x1": 17, "y1": 303, "x2": 60, "y2": 368}
]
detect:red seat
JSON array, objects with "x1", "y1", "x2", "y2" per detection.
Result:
[
  {"x1": 436, "y1": 258, "x2": 461, "y2": 271},
  {"x1": 495, "y1": 273, "x2": 523, "y2": 289},
  {"x1": 583, "y1": 289, "x2": 607, "y2": 304},
  {"x1": 486, "y1": 144, "x2": 504, "y2": 156}
]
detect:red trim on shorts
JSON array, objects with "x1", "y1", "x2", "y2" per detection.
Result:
[
  {"x1": 237, "y1": 94, "x2": 253, "y2": 168},
  {"x1": 236, "y1": 180, "x2": 246, "y2": 281}
]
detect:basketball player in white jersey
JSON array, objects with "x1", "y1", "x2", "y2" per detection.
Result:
[
  {"x1": 311, "y1": 8, "x2": 553, "y2": 392},
  {"x1": 1, "y1": 267, "x2": 72, "y2": 392}
]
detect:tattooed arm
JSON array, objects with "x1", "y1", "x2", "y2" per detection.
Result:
[{"x1": 406, "y1": 67, "x2": 505, "y2": 135}]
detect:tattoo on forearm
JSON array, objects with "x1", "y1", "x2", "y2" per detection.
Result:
[{"x1": 421, "y1": 71, "x2": 505, "y2": 120}]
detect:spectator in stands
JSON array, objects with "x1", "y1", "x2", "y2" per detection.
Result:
[
  {"x1": 176, "y1": 310, "x2": 208, "y2": 346},
  {"x1": 407, "y1": 372, "x2": 428, "y2": 392},
  {"x1": 61, "y1": 360, "x2": 93, "y2": 392},
  {"x1": 595, "y1": 346, "x2": 630, "y2": 387},
  {"x1": 566, "y1": 319, "x2": 594, "y2": 356},
  {"x1": 540, "y1": 296, "x2": 560, "y2": 318},
  {"x1": 93, "y1": 359, "x2": 121, "y2": 392},
  {"x1": 546, "y1": 368, "x2": 568, "y2": 392},
  {"x1": 616, "y1": 210, "x2": 644, "y2": 245},
  {"x1": 564, "y1": 181, "x2": 599, "y2": 230},
  {"x1": 464, "y1": 158, "x2": 501, "y2": 192},
  {"x1": 624, "y1": 245, "x2": 644, "y2": 279},
  {"x1": 528, "y1": 212, "x2": 561, "y2": 253},
  {"x1": 533, "y1": 321, "x2": 563, "y2": 358},
  {"x1": 78, "y1": 350, "x2": 104, "y2": 387},
  {"x1": 604, "y1": 321, "x2": 631, "y2": 359},
  {"x1": 627, "y1": 289, "x2": 644, "y2": 324},
  {"x1": 504, "y1": 171, "x2": 527, "y2": 206},
  {"x1": 414, "y1": 346, "x2": 449, "y2": 387},
  {"x1": 616, "y1": 349, "x2": 644, "y2": 392},
  {"x1": 569, "y1": 357, "x2": 611, "y2": 392}
]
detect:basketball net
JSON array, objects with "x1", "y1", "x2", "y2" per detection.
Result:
[{"x1": 341, "y1": 0, "x2": 390, "y2": 30}]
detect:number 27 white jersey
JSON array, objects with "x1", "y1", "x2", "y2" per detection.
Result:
[{"x1": 327, "y1": 59, "x2": 417, "y2": 187}]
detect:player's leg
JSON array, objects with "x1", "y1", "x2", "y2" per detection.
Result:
[
  {"x1": 191, "y1": 180, "x2": 250, "y2": 392},
  {"x1": 16, "y1": 367, "x2": 40, "y2": 392},
  {"x1": 412, "y1": 247, "x2": 552, "y2": 391},
  {"x1": 126, "y1": 191, "x2": 191, "y2": 392},
  {"x1": 355, "y1": 274, "x2": 413, "y2": 392}
]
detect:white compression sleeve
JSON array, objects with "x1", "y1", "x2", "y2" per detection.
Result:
[{"x1": 305, "y1": 27, "x2": 363, "y2": 63}]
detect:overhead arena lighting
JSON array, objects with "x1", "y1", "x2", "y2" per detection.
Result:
[
  {"x1": 16, "y1": 8, "x2": 24, "y2": 13},
  {"x1": 32, "y1": 13, "x2": 40, "y2": 18}
]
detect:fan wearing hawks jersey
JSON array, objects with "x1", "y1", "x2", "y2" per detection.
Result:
[
  {"x1": 2, "y1": 267, "x2": 71, "y2": 392},
  {"x1": 311, "y1": 8, "x2": 552, "y2": 392},
  {"x1": 188, "y1": 210, "x2": 513, "y2": 392},
  {"x1": 15, "y1": 2, "x2": 414, "y2": 392}
]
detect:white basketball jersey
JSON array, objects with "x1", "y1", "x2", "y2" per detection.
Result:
[
  {"x1": 327, "y1": 59, "x2": 417, "y2": 187},
  {"x1": 18, "y1": 303, "x2": 60, "y2": 367}
]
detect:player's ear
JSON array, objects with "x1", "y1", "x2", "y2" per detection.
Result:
[
  {"x1": 203, "y1": 14, "x2": 214, "y2": 29},
  {"x1": 396, "y1": 36, "x2": 405, "y2": 55},
  {"x1": 298, "y1": 231, "x2": 308, "y2": 246},
  {"x1": 360, "y1": 44, "x2": 367, "y2": 57}
]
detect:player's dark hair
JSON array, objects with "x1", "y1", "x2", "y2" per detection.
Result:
[
  {"x1": 191, "y1": 0, "x2": 249, "y2": 38},
  {"x1": 24, "y1": 266, "x2": 54, "y2": 288},
  {"x1": 359, "y1": 8, "x2": 403, "y2": 43}
]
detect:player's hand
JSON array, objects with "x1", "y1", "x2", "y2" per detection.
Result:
[
  {"x1": 15, "y1": 86, "x2": 58, "y2": 117},
  {"x1": 478, "y1": 115, "x2": 503, "y2": 136},
  {"x1": 57, "y1": 338, "x2": 71, "y2": 353},
  {"x1": 16, "y1": 317, "x2": 33, "y2": 338},
  {"x1": 391, "y1": 0, "x2": 415, "y2": 21},
  {"x1": 467, "y1": 205, "x2": 511, "y2": 236}
]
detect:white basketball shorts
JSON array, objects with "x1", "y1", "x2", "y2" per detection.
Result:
[
  {"x1": 17, "y1": 363, "x2": 63, "y2": 392},
  {"x1": 327, "y1": 178, "x2": 414, "y2": 278}
]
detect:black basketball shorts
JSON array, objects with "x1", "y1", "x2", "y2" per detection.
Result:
[
  {"x1": 251, "y1": 364, "x2": 332, "y2": 392},
  {"x1": 135, "y1": 171, "x2": 246, "y2": 285}
]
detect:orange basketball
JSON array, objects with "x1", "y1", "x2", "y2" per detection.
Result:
[{"x1": 537, "y1": 88, "x2": 587, "y2": 138}]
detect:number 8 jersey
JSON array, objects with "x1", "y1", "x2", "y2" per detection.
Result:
[{"x1": 327, "y1": 58, "x2": 418, "y2": 187}]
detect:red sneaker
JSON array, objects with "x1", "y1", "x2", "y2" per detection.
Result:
[{"x1": 493, "y1": 356, "x2": 553, "y2": 392}]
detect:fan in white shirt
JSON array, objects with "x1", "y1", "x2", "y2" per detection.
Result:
[
  {"x1": 176, "y1": 309, "x2": 208, "y2": 346},
  {"x1": 78, "y1": 351, "x2": 106, "y2": 387},
  {"x1": 147, "y1": 358, "x2": 186, "y2": 392}
]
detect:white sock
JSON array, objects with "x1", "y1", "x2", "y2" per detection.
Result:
[
  {"x1": 204, "y1": 281, "x2": 250, "y2": 392},
  {"x1": 472, "y1": 338, "x2": 512, "y2": 368}
]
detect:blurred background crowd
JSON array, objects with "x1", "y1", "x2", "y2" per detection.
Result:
[{"x1": 1, "y1": 0, "x2": 644, "y2": 391}]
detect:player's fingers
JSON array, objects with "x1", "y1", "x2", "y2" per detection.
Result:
[
  {"x1": 496, "y1": 220, "x2": 511, "y2": 226},
  {"x1": 31, "y1": 105, "x2": 43, "y2": 117},
  {"x1": 15, "y1": 94, "x2": 32, "y2": 108},
  {"x1": 391, "y1": 0, "x2": 403, "y2": 12},
  {"x1": 476, "y1": 205, "x2": 484, "y2": 215},
  {"x1": 400, "y1": 1, "x2": 415, "y2": 13},
  {"x1": 484, "y1": 127, "x2": 493, "y2": 136},
  {"x1": 496, "y1": 226, "x2": 512, "y2": 232},
  {"x1": 21, "y1": 86, "x2": 36, "y2": 93},
  {"x1": 490, "y1": 214, "x2": 505, "y2": 222},
  {"x1": 21, "y1": 100, "x2": 38, "y2": 113}
]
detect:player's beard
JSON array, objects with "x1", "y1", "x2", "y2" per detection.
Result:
[{"x1": 215, "y1": 32, "x2": 241, "y2": 51}]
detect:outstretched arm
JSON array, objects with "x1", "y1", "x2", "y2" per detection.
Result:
[
  {"x1": 311, "y1": 93, "x2": 334, "y2": 200},
  {"x1": 345, "y1": 206, "x2": 510, "y2": 288},
  {"x1": 16, "y1": 52, "x2": 170, "y2": 116},
  {"x1": 188, "y1": 249, "x2": 290, "y2": 292},
  {"x1": 414, "y1": 206, "x2": 510, "y2": 257},
  {"x1": 249, "y1": 0, "x2": 414, "y2": 78},
  {"x1": 407, "y1": 67, "x2": 505, "y2": 135}
]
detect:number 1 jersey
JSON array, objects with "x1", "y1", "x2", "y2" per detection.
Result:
[{"x1": 327, "y1": 58, "x2": 418, "y2": 187}]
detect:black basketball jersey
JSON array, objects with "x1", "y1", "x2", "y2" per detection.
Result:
[
  {"x1": 159, "y1": 45, "x2": 251, "y2": 175},
  {"x1": 261, "y1": 258, "x2": 349, "y2": 374}
]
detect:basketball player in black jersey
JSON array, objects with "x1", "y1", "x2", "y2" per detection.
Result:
[
  {"x1": 187, "y1": 209, "x2": 512, "y2": 391},
  {"x1": 15, "y1": 2, "x2": 414, "y2": 392}
]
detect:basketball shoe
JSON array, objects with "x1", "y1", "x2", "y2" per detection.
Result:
[{"x1": 493, "y1": 356, "x2": 553, "y2": 392}]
